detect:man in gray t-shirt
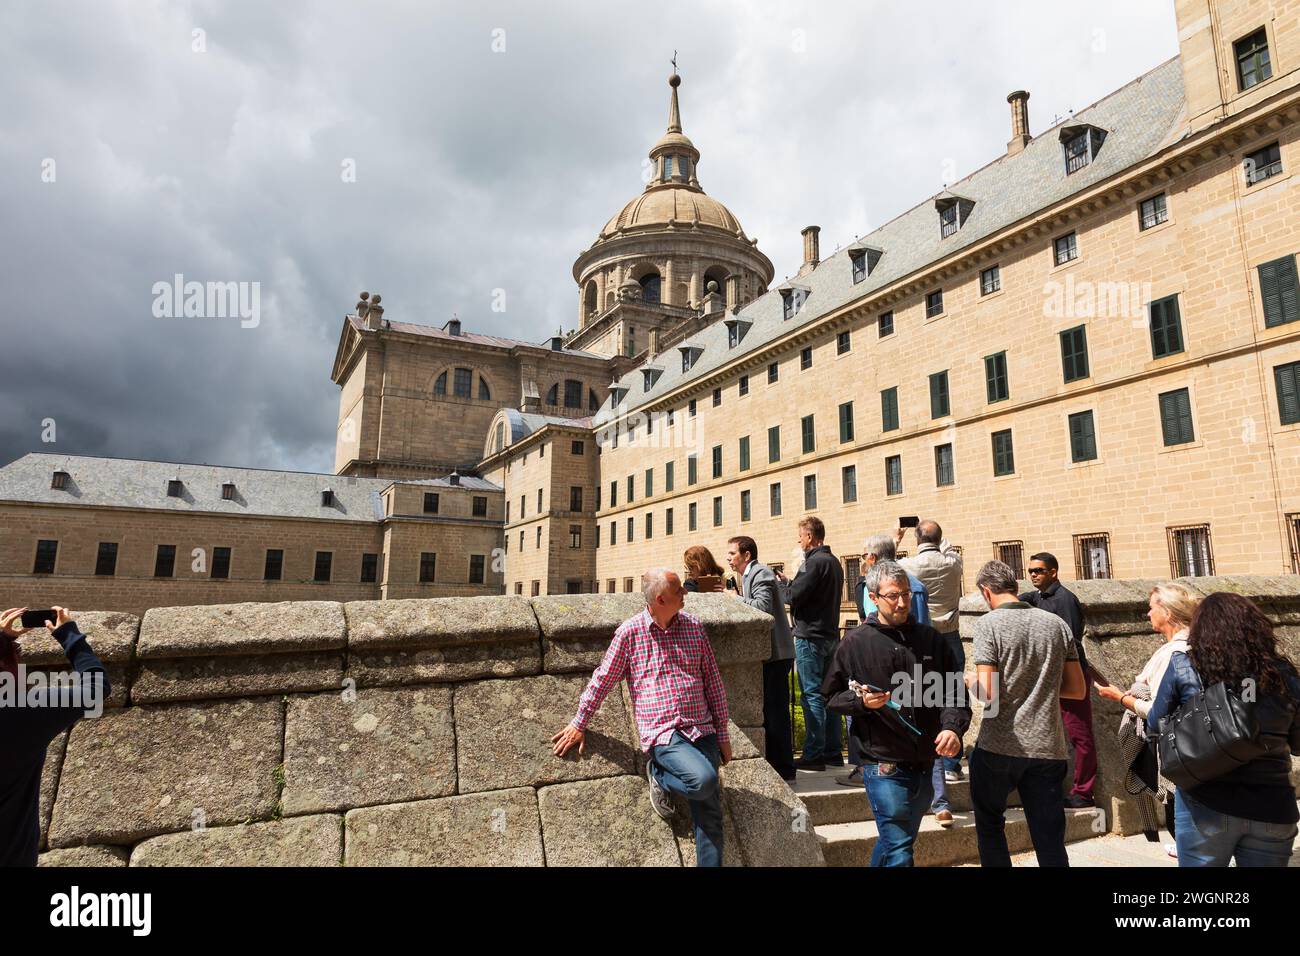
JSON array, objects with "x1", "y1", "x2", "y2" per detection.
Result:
[{"x1": 967, "y1": 561, "x2": 1087, "y2": 867}]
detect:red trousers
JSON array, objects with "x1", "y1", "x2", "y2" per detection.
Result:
[{"x1": 1060, "y1": 693, "x2": 1098, "y2": 799}]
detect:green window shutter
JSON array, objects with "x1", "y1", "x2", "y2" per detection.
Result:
[
  {"x1": 882, "y1": 388, "x2": 899, "y2": 431},
  {"x1": 985, "y1": 353, "x2": 1008, "y2": 403},
  {"x1": 1276, "y1": 362, "x2": 1300, "y2": 425},
  {"x1": 1160, "y1": 389, "x2": 1194, "y2": 445},
  {"x1": 929, "y1": 372, "x2": 949, "y2": 418},
  {"x1": 1260, "y1": 256, "x2": 1300, "y2": 328}
]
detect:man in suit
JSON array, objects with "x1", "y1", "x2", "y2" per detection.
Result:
[{"x1": 726, "y1": 535, "x2": 796, "y2": 780}]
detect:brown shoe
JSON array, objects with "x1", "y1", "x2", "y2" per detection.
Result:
[
  {"x1": 835, "y1": 767, "x2": 863, "y2": 787},
  {"x1": 935, "y1": 809, "x2": 954, "y2": 828}
]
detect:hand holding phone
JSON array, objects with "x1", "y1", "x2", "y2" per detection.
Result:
[{"x1": 849, "y1": 679, "x2": 892, "y2": 710}]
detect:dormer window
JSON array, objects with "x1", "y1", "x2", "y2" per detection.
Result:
[
  {"x1": 679, "y1": 345, "x2": 703, "y2": 372},
  {"x1": 167, "y1": 478, "x2": 184, "y2": 498},
  {"x1": 781, "y1": 286, "x2": 810, "y2": 320},
  {"x1": 321, "y1": 488, "x2": 335, "y2": 507},
  {"x1": 847, "y1": 244, "x2": 882, "y2": 285},
  {"x1": 940, "y1": 203, "x2": 958, "y2": 238},
  {"x1": 1061, "y1": 124, "x2": 1106, "y2": 175},
  {"x1": 934, "y1": 196, "x2": 974, "y2": 239},
  {"x1": 610, "y1": 383, "x2": 629, "y2": 406},
  {"x1": 51, "y1": 470, "x2": 69, "y2": 490},
  {"x1": 221, "y1": 481, "x2": 236, "y2": 501},
  {"x1": 725, "y1": 316, "x2": 752, "y2": 348},
  {"x1": 642, "y1": 366, "x2": 663, "y2": 391}
]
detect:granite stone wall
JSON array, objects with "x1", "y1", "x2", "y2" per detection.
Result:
[
  {"x1": 957, "y1": 575, "x2": 1300, "y2": 835},
  {"x1": 26, "y1": 593, "x2": 824, "y2": 867}
]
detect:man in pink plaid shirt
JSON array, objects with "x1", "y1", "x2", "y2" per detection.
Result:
[{"x1": 552, "y1": 568, "x2": 732, "y2": 866}]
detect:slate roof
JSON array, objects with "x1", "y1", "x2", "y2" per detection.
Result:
[
  {"x1": 347, "y1": 315, "x2": 609, "y2": 361},
  {"x1": 595, "y1": 57, "x2": 1187, "y2": 424}
]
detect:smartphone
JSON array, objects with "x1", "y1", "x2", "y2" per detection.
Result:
[
  {"x1": 899, "y1": 515, "x2": 920, "y2": 528},
  {"x1": 20, "y1": 609, "x2": 56, "y2": 628}
]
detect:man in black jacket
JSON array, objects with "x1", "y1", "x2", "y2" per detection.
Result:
[
  {"x1": 0, "y1": 606, "x2": 110, "y2": 866},
  {"x1": 824, "y1": 561, "x2": 970, "y2": 866},
  {"x1": 778, "y1": 516, "x2": 845, "y2": 769}
]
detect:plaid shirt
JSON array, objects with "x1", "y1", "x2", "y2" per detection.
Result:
[{"x1": 573, "y1": 608, "x2": 730, "y2": 752}]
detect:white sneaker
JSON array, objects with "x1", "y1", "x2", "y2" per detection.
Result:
[
  {"x1": 944, "y1": 770, "x2": 962, "y2": 784},
  {"x1": 1165, "y1": 843, "x2": 1178, "y2": 859},
  {"x1": 646, "y1": 761, "x2": 675, "y2": 819}
]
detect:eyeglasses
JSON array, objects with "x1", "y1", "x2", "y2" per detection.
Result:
[
  {"x1": 1027, "y1": 568, "x2": 1050, "y2": 575},
  {"x1": 873, "y1": 591, "x2": 910, "y2": 604}
]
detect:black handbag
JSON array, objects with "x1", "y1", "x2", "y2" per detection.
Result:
[{"x1": 1157, "y1": 681, "x2": 1267, "y2": 789}]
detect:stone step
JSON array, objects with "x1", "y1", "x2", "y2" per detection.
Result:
[
  {"x1": 792, "y1": 767, "x2": 1019, "y2": 827},
  {"x1": 815, "y1": 805, "x2": 1103, "y2": 867}
]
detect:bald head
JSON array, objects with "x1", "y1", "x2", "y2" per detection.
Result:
[{"x1": 916, "y1": 520, "x2": 942, "y2": 547}]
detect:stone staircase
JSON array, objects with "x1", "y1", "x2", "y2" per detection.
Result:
[{"x1": 793, "y1": 767, "x2": 1106, "y2": 867}]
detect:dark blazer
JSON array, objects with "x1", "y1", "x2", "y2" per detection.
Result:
[{"x1": 740, "y1": 560, "x2": 794, "y2": 661}]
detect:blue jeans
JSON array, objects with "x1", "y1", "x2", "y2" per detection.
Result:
[
  {"x1": 862, "y1": 760, "x2": 934, "y2": 866},
  {"x1": 649, "y1": 732, "x2": 724, "y2": 867},
  {"x1": 938, "y1": 630, "x2": 964, "y2": 773},
  {"x1": 1174, "y1": 789, "x2": 1297, "y2": 867},
  {"x1": 970, "y1": 747, "x2": 1069, "y2": 867},
  {"x1": 931, "y1": 760, "x2": 949, "y2": 813},
  {"x1": 795, "y1": 638, "x2": 842, "y2": 761}
]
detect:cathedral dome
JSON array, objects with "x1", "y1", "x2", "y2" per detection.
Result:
[{"x1": 600, "y1": 185, "x2": 745, "y2": 238}]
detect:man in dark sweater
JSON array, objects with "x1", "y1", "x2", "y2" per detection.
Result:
[
  {"x1": 824, "y1": 561, "x2": 970, "y2": 866},
  {"x1": 777, "y1": 516, "x2": 845, "y2": 769},
  {"x1": 1, "y1": 606, "x2": 110, "y2": 866}
]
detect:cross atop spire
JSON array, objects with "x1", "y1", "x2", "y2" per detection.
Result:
[{"x1": 667, "y1": 56, "x2": 682, "y2": 134}]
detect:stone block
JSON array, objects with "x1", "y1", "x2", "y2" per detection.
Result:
[
  {"x1": 455, "y1": 673, "x2": 636, "y2": 793},
  {"x1": 719, "y1": 662, "x2": 763, "y2": 726},
  {"x1": 133, "y1": 652, "x2": 345, "y2": 704},
  {"x1": 138, "y1": 601, "x2": 346, "y2": 658},
  {"x1": 48, "y1": 697, "x2": 282, "y2": 847},
  {"x1": 130, "y1": 814, "x2": 343, "y2": 867},
  {"x1": 344, "y1": 790, "x2": 544, "y2": 867},
  {"x1": 38, "y1": 845, "x2": 129, "y2": 867},
  {"x1": 538, "y1": 777, "x2": 682, "y2": 866},
  {"x1": 282, "y1": 685, "x2": 455, "y2": 815},
  {"x1": 720, "y1": 758, "x2": 825, "y2": 866},
  {"x1": 40, "y1": 731, "x2": 68, "y2": 851}
]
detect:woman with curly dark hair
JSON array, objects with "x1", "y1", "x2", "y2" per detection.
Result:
[
  {"x1": 1147, "y1": 592, "x2": 1300, "y2": 867},
  {"x1": 682, "y1": 546, "x2": 725, "y2": 593}
]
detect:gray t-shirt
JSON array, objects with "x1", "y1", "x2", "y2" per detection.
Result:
[{"x1": 972, "y1": 602, "x2": 1079, "y2": 760}]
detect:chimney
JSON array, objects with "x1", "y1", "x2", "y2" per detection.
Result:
[
  {"x1": 798, "y1": 225, "x2": 820, "y2": 277},
  {"x1": 443, "y1": 317, "x2": 462, "y2": 336},
  {"x1": 1007, "y1": 91, "x2": 1031, "y2": 155},
  {"x1": 549, "y1": 335, "x2": 563, "y2": 351},
  {"x1": 449, "y1": 471, "x2": 461, "y2": 487},
  {"x1": 724, "y1": 274, "x2": 741, "y2": 312},
  {"x1": 648, "y1": 327, "x2": 660, "y2": 357}
]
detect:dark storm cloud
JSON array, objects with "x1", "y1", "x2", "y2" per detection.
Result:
[{"x1": 0, "y1": 0, "x2": 1177, "y2": 472}]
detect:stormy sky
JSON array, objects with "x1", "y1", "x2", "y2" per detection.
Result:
[{"x1": 0, "y1": 0, "x2": 1178, "y2": 475}]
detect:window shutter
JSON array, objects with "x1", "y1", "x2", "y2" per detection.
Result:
[
  {"x1": 1277, "y1": 363, "x2": 1300, "y2": 424},
  {"x1": 1280, "y1": 256, "x2": 1299, "y2": 327},
  {"x1": 1261, "y1": 256, "x2": 1299, "y2": 328}
]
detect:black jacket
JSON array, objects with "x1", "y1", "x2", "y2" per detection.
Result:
[
  {"x1": 823, "y1": 613, "x2": 971, "y2": 764},
  {"x1": 0, "y1": 622, "x2": 110, "y2": 866},
  {"x1": 779, "y1": 545, "x2": 843, "y2": 643}
]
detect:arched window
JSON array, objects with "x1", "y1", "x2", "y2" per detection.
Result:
[
  {"x1": 434, "y1": 372, "x2": 447, "y2": 395},
  {"x1": 546, "y1": 384, "x2": 559, "y2": 405},
  {"x1": 589, "y1": 388, "x2": 599, "y2": 411},
  {"x1": 639, "y1": 273, "x2": 661, "y2": 303},
  {"x1": 494, "y1": 421, "x2": 505, "y2": 453},
  {"x1": 583, "y1": 281, "x2": 598, "y2": 316},
  {"x1": 478, "y1": 377, "x2": 491, "y2": 400},
  {"x1": 563, "y1": 379, "x2": 582, "y2": 408}
]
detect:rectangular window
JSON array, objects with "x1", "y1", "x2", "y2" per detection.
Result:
[
  {"x1": 800, "y1": 346, "x2": 813, "y2": 370},
  {"x1": 768, "y1": 425, "x2": 781, "y2": 463},
  {"x1": 769, "y1": 482, "x2": 783, "y2": 517},
  {"x1": 595, "y1": 525, "x2": 599, "y2": 549},
  {"x1": 645, "y1": 513, "x2": 653, "y2": 539},
  {"x1": 935, "y1": 444, "x2": 954, "y2": 487},
  {"x1": 95, "y1": 542, "x2": 118, "y2": 577},
  {"x1": 569, "y1": 525, "x2": 582, "y2": 549},
  {"x1": 688, "y1": 502, "x2": 698, "y2": 532},
  {"x1": 801, "y1": 414, "x2": 815, "y2": 453},
  {"x1": 1073, "y1": 532, "x2": 1112, "y2": 580},
  {"x1": 925, "y1": 289, "x2": 943, "y2": 318},
  {"x1": 472, "y1": 496, "x2": 488, "y2": 517},
  {"x1": 262, "y1": 548, "x2": 282, "y2": 581},
  {"x1": 609, "y1": 481, "x2": 617, "y2": 508},
  {"x1": 644, "y1": 468, "x2": 653, "y2": 497},
  {"x1": 713, "y1": 496, "x2": 723, "y2": 527},
  {"x1": 992, "y1": 429, "x2": 1015, "y2": 476},
  {"x1": 881, "y1": 387, "x2": 899, "y2": 431},
  {"x1": 712, "y1": 387, "x2": 722, "y2": 407},
  {"x1": 803, "y1": 474, "x2": 818, "y2": 510},
  {"x1": 469, "y1": 554, "x2": 486, "y2": 584},
  {"x1": 741, "y1": 489, "x2": 752, "y2": 522},
  {"x1": 312, "y1": 550, "x2": 331, "y2": 583},
  {"x1": 564, "y1": 379, "x2": 582, "y2": 408},
  {"x1": 453, "y1": 367, "x2": 472, "y2": 398},
  {"x1": 571, "y1": 440, "x2": 585, "y2": 455},
  {"x1": 841, "y1": 465, "x2": 857, "y2": 503},
  {"x1": 537, "y1": 526, "x2": 543, "y2": 548},
  {"x1": 610, "y1": 521, "x2": 616, "y2": 546},
  {"x1": 1159, "y1": 388, "x2": 1195, "y2": 446},
  {"x1": 995, "y1": 541, "x2": 1025, "y2": 579},
  {"x1": 625, "y1": 476, "x2": 633, "y2": 503},
  {"x1": 1245, "y1": 142, "x2": 1282, "y2": 185},
  {"x1": 689, "y1": 398, "x2": 697, "y2": 418},
  {"x1": 768, "y1": 361, "x2": 779, "y2": 384},
  {"x1": 570, "y1": 486, "x2": 583, "y2": 512},
  {"x1": 1235, "y1": 27, "x2": 1272, "y2": 91},
  {"x1": 1258, "y1": 254, "x2": 1299, "y2": 328},
  {"x1": 688, "y1": 454, "x2": 698, "y2": 485},
  {"x1": 424, "y1": 492, "x2": 439, "y2": 514},
  {"x1": 212, "y1": 547, "x2": 232, "y2": 580},
  {"x1": 533, "y1": 581, "x2": 542, "y2": 597},
  {"x1": 980, "y1": 265, "x2": 1001, "y2": 295},
  {"x1": 940, "y1": 203, "x2": 958, "y2": 238},
  {"x1": 844, "y1": 557, "x2": 862, "y2": 602},
  {"x1": 1149, "y1": 295, "x2": 1184, "y2": 358},
  {"x1": 1140, "y1": 193, "x2": 1168, "y2": 230},
  {"x1": 1287, "y1": 513, "x2": 1300, "y2": 574},
  {"x1": 1068, "y1": 410, "x2": 1098, "y2": 462},
  {"x1": 851, "y1": 251, "x2": 867, "y2": 283},
  {"x1": 885, "y1": 455, "x2": 903, "y2": 496},
  {"x1": 878, "y1": 310, "x2": 894, "y2": 337},
  {"x1": 929, "y1": 370, "x2": 950, "y2": 418},
  {"x1": 739, "y1": 374, "x2": 749, "y2": 396},
  {"x1": 361, "y1": 553, "x2": 378, "y2": 583},
  {"x1": 155, "y1": 544, "x2": 177, "y2": 578},
  {"x1": 837, "y1": 330, "x2": 851, "y2": 354},
  {"x1": 666, "y1": 507, "x2": 674, "y2": 535},
  {"x1": 665, "y1": 460, "x2": 675, "y2": 492},
  {"x1": 1275, "y1": 361, "x2": 1300, "y2": 425},
  {"x1": 838, "y1": 402, "x2": 855, "y2": 443},
  {"x1": 1064, "y1": 133, "x2": 1090, "y2": 174},
  {"x1": 1060, "y1": 325, "x2": 1089, "y2": 382},
  {"x1": 984, "y1": 351, "x2": 1008, "y2": 403},
  {"x1": 419, "y1": 552, "x2": 436, "y2": 583},
  {"x1": 1054, "y1": 232, "x2": 1078, "y2": 265},
  {"x1": 739, "y1": 435, "x2": 751, "y2": 471},
  {"x1": 537, "y1": 488, "x2": 544, "y2": 513},
  {"x1": 1168, "y1": 524, "x2": 1214, "y2": 577},
  {"x1": 712, "y1": 444, "x2": 723, "y2": 479}
]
